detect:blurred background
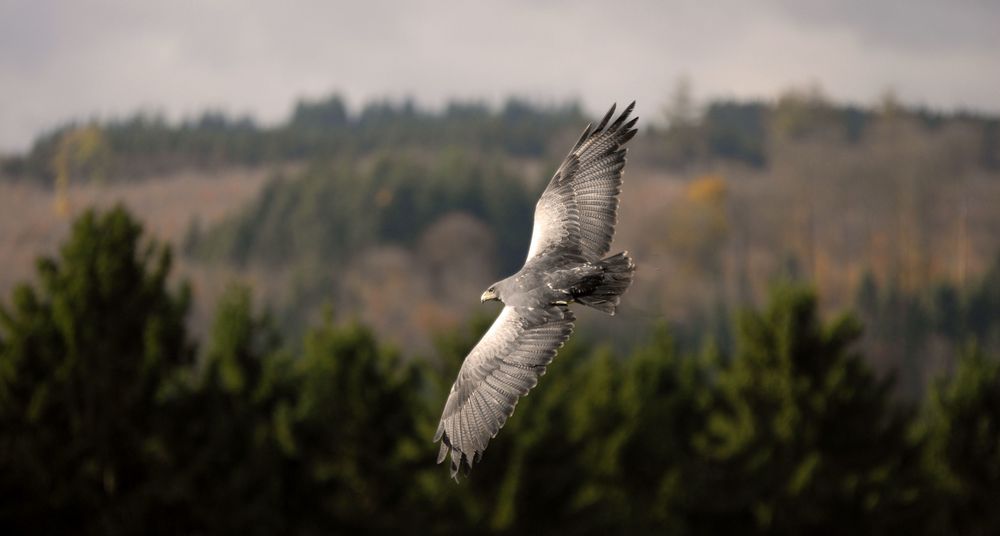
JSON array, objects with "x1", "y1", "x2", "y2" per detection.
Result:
[{"x1": 1, "y1": 1, "x2": 998, "y2": 534}]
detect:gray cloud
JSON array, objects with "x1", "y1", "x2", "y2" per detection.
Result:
[
  {"x1": 1, "y1": 0, "x2": 998, "y2": 152},
  {"x1": 773, "y1": 0, "x2": 1000, "y2": 52}
]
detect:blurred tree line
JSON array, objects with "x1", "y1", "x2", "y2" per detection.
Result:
[
  {"x1": 0, "y1": 96, "x2": 585, "y2": 185},
  {"x1": 655, "y1": 83, "x2": 1000, "y2": 171},
  {"x1": 2, "y1": 207, "x2": 998, "y2": 534},
  {"x1": 185, "y1": 152, "x2": 533, "y2": 275},
  {"x1": 5, "y1": 91, "x2": 998, "y2": 186},
  {"x1": 181, "y1": 151, "x2": 536, "y2": 341},
  {"x1": 856, "y1": 258, "x2": 1000, "y2": 398},
  {"x1": 3, "y1": 89, "x2": 996, "y2": 398}
]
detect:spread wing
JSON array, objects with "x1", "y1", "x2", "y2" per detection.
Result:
[
  {"x1": 525, "y1": 102, "x2": 638, "y2": 262},
  {"x1": 434, "y1": 305, "x2": 575, "y2": 478}
]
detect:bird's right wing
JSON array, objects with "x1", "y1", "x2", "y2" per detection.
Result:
[
  {"x1": 434, "y1": 304, "x2": 575, "y2": 478},
  {"x1": 525, "y1": 102, "x2": 638, "y2": 262}
]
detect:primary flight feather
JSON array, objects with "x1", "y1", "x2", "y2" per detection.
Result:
[{"x1": 434, "y1": 102, "x2": 638, "y2": 478}]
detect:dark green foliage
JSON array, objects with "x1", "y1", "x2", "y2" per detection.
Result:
[
  {"x1": 923, "y1": 349, "x2": 1000, "y2": 535},
  {"x1": 855, "y1": 255, "x2": 1000, "y2": 398},
  {"x1": 7, "y1": 94, "x2": 999, "y2": 186},
  {"x1": 0, "y1": 210, "x2": 438, "y2": 534},
  {"x1": 702, "y1": 101, "x2": 769, "y2": 167},
  {"x1": 146, "y1": 283, "x2": 294, "y2": 534},
  {"x1": 693, "y1": 285, "x2": 928, "y2": 534},
  {"x1": 284, "y1": 313, "x2": 433, "y2": 532},
  {"x1": 2, "y1": 207, "x2": 999, "y2": 534},
  {"x1": 291, "y1": 95, "x2": 349, "y2": 130},
  {"x1": 187, "y1": 150, "x2": 535, "y2": 340},
  {"x1": 0, "y1": 206, "x2": 193, "y2": 534},
  {"x1": 2, "y1": 96, "x2": 585, "y2": 185},
  {"x1": 612, "y1": 328, "x2": 714, "y2": 533},
  {"x1": 190, "y1": 152, "x2": 533, "y2": 274},
  {"x1": 966, "y1": 252, "x2": 1000, "y2": 349}
]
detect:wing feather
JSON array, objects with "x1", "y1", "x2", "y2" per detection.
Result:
[
  {"x1": 434, "y1": 305, "x2": 574, "y2": 478},
  {"x1": 525, "y1": 102, "x2": 638, "y2": 261}
]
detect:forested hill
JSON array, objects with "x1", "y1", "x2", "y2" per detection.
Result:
[
  {"x1": 2, "y1": 205, "x2": 998, "y2": 534},
  {"x1": 1, "y1": 91, "x2": 999, "y2": 532},
  {"x1": 3, "y1": 90, "x2": 999, "y2": 392},
  {"x1": 185, "y1": 152, "x2": 536, "y2": 275},
  {"x1": 0, "y1": 96, "x2": 586, "y2": 184},
  {"x1": 4, "y1": 91, "x2": 999, "y2": 185}
]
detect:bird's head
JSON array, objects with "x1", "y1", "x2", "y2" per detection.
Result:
[{"x1": 480, "y1": 284, "x2": 500, "y2": 303}]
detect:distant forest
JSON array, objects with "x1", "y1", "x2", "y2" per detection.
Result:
[
  {"x1": 1, "y1": 96, "x2": 586, "y2": 183},
  {"x1": 1, "y1": 206, "x2": 998, "y2": 534},
  {"x1": 1, "y1": 88, "x2": 999, "y2": 533},
  {"x1": 4, "y1": 91, "x2": 998, "y2": 184},
  {"x1": 2, "y1": 89, "x2": 999, "y2": 400}
]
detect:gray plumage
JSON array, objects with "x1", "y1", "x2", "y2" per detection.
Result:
[{"x1": 434, "y1": 102, "x2": 638, "y2": 478}]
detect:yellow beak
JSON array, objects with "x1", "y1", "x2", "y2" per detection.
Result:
[{"x1": 481, "y1": 289, "x2": 497, "y2": 303}]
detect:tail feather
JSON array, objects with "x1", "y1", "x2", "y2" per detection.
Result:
[{"x1": 577, "y1": 251, "x2": 635, "y2": 315}]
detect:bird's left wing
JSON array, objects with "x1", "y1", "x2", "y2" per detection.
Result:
[
  {"x1": 435, "y1": 304, "x2": 575, "y2": 478},
  {"x1": 524, "y1": 102, "x2": 638, "y2": 262}
]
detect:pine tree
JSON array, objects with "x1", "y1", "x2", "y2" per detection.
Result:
[
  {"x1": 923, "y1": 349, "x2": 1000, "y2": 535},
  {"x1": 0, "y1": 206, "x2": 192, "y2": 534},
  {"x1": 289, "y1": 311, "x2": 431, "y2": 532},
  {"x1": 147, "y1": 283, "x2": 294, "y2": 535},
  {"x1": 693, "y1": 285, "x2": 928, "y2": 534},
  {"x1": 616, "y1": 326, "x2": 713, "y2": 534}
]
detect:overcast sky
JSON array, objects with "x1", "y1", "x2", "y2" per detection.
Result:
[{"x1": 1, "y1": 0, "x2": 999, "y2": 152}]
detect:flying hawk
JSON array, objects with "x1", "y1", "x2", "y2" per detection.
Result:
[{"x1": 434, "y1": 102, "x2": 638, "y2": 478}]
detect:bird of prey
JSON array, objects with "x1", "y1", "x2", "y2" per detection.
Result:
[{"x1": 434, "y1": 102, "x2": 638, "y2": 478}]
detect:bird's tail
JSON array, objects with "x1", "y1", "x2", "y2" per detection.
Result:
[{"x1": 577, "y1": 251, "x2": 635, "y2": 315}]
